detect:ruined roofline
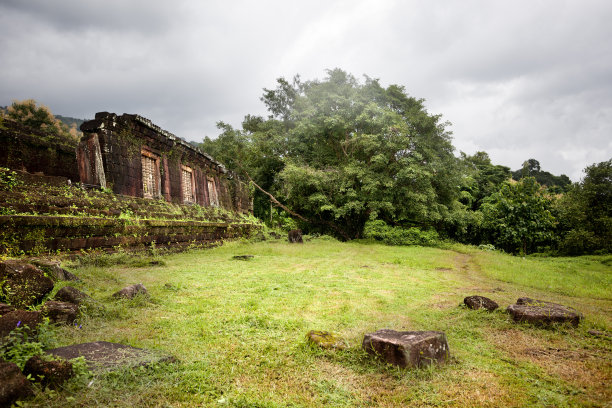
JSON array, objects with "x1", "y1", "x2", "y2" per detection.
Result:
[
  {"x1": 130, "y1": 114, "x2": 227, "y2": 173},
  {"x1": 82, "y1": 112, "x2": 227, "y2": 174}
]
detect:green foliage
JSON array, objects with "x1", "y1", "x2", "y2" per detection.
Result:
[
  {"x1": 66, "y1": 356, "x2": 92, "y2": 384},
  {"x1": 481, "y1": 177, "x2": 556, "y2": 254},
  {"x1": 0, "y1": 167, "x2": 22, "y2": 191},
  {"x1": 363, "y1": 219, "x2": 439, "y2": 246},
  {"x1": 511, "y1": 158, "x2": 572, "y2": 193},
  {"x1": 558, "y1": 229, "x2": 600, "y2": 255},
  {"x1": 556, "y1": 159, "x2": 612, "y2": 254},
  {"x1": 0, "y1": 319, "x2": 55, "y2": 370},
  {"x1": 205, "y1": 69, "x2": 461, "y2": 239},
  {"x1": 3, "y1": 99, "x2": 78, "y2": 147},
  {"x1": 459, "y1": 151, "x2": 511, "y2": 211}
]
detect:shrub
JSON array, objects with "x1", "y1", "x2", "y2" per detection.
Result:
[
  {"x1": 0, "y1": 319, "x2": 55, "y2": 370},
  {"x1": 4, "y1": 99, "x2": 78, "y2": 146},
  {"x1": 363, "y1": 220, "x2": 439, "y2": 246},
  {"x1": 559, "y1": 229, "x2": 601, "y2": 255},
  {"x1": 0, "y1": 167, "x2": 22, "y2": 191}
]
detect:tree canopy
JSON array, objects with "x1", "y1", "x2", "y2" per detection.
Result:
[
  {"x1": 204, "y1": 69, "x2": 460, "y2": 239},
  {"x1": 511, "y1": 158, "x2": 571, "y2": 193},
  {"x1": 481, "y1": 177, "x2": 556, "y2": 254},
  {"x1": 1, "y1": 99, "x2": 79, "y2": 146},
  {"x1": 201, "y1": 69, "x2": 610, "y2": 255},
  {"x1": 555, "y1": 159, "x2": 612, "y2": 254}
]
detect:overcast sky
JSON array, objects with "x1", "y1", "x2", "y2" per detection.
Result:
[{"x1": 1, "y1": 0, "x2": 610, "y2": 180}]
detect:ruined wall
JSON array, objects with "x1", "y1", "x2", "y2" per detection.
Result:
[
  {"x1": 78, "y1": 113, "x2": 252, "y2": 213},
  {"x1": 0, "y1": 171, "x2": 261, "y2": 256},
  {"x1": 0, "y1": 215, "x2": 257, "y2": 254},
  {"x1": 0, "y1": 119, "x2": 79, "y2": 181}
]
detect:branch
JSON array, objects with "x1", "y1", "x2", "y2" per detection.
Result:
[
  {"x1": 236, "y1": 163, "x2": 353, "y2": 240},
  {"x1": 237, "y1": 165, "x2": 310, "y2": 223}
]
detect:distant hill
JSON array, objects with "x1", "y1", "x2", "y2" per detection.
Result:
[
  {"x1": 55, "y1": 114, "x2": 88, "y2": 130},
  {"x1": 1, "y1": 106, "x2": 88, "y2": 133}
]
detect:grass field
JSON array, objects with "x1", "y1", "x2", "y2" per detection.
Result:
[{"x1": 21, "y1": 238, "x2": 612, "y2": 407}]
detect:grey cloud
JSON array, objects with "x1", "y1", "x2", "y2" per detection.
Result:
[
  {"x1": 0, "y1": 0, "x2": 610, "y2": 181},
  {"x1": 0, "y1": 0, "x2": 182, "y2": 33}
]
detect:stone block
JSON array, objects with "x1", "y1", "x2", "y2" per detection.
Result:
[
  {"x1": 507, "y1": 297, "x2": 582, "y2": 327},
  {"x1": 0, "y1": 310, "x2": 42, "y2": 339},
  {"x1": 113, "y1": 283, "x2": 148, "y2": 299},
  {"x1": 42, "y1": 301, "x2": 79, "y2": 325},
  {"x1": 0, "y1": 359, "x2": 34, "y2": 406},
  {"x1": 306, "y1": 330, "x2": 346, "y2": 349},
  {"x1": 23, "y1": 355, "x2": 73, "y2": 389},
  {"x1": 232, "y1": 255, "x2": 254, "y2": 260},
  {"x1": 0, "y1": 261, "x2": 54, "y2": 308},
  {"x1": 46, "y1": 341, "x2": 175, "y2": 373},
  {"x1": 30, "y1": 259, "x2": 79, "y2": 281},
  {"x1": 363, "y1": 329, "x2": 450, "y2": 368},
  {"x1": 54, "y1": 286, "x2": 91, "y2": 305},
  {"x1": 0, "y1": 303, "x2": 15, "y2": 316},
  {"x1": 288, "y1": 229, "x2": 303, "y2": 243},
  {"x1": 464, "y1": 295, "x2": 499, "y2": 311}
]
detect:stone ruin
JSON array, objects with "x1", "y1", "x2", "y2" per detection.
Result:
[
  {"x1": 78, "y1": 112, "x2": 251, "y2": 213},
  {"x1": 1, "y1": 111, "x2": 252, "y2": 214},
  {"x1": 0, "y1": 112, "x2": 260, "y2": 254}
]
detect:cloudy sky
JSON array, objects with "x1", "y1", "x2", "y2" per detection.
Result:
[{"x1": 1, "y1": 0, "x2": 610, "y2": 180}]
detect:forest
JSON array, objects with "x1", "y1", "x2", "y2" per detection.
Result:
[{"x1": 200, "y1": 69, "x2": 611, "y2": 256}]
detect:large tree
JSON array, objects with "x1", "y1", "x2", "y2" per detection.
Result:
[
  {"x1": 555, "y1": 159, "x2": 612, "y2": 254},
  {"x1": 2, "y1": 99, "x2": 77, "y2": 146},
  {"x1": 204, "y1": 69, "x2": 461, "y2": 239},
  {"x1": 481, "y1": 177, "x2": 556, "y2": 254},
  {"x1": 459, "y1": 151, "x2": 511, "y2": 211}
]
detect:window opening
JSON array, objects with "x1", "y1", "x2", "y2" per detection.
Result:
[
  {"x1": 141, "y1": 151, "x2": 160, "y2": 199},
  {"x1": 182, "y1": 165, "x2": 195, "y2": 203},
  {"x1": 207, "y1": 177, "x2": 219, "y2": 207}
]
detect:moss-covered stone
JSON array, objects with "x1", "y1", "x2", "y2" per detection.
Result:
[{"x1": 306, "y1": 330, "x2": 347, "y2": 349}]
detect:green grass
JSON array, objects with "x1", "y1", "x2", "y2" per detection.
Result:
[
  {"x1": 21, "y1": 239, "x2": 612, "y2": 407},
  {"x1": 468, "y1": 250, "x2": 612, "y2": 300}
]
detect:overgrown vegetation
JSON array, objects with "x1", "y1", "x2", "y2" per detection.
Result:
[
  {"x1": 0, "y1": 319, "x2": 56, "y2": 370},
  {"x1": 0, "y1": 99, "x2": 80, "y2": 147},
  {"x1": 512, "y1": 158, "x2": 572, "y2": 193},
  {"x1": 0, "y1": 167, "x2": 22, "y2": 191},
  {"x1": 0, "y1": 171, "x2": 256, "y2": 224},
  {"x1": 203, "y1": 70, "x2": 459, "y2": 240},
  {"x1": 14, "y1": 239, "x2": 611, "y2": 407},
  {"x1": 363, "y1": 219, "x2": 439, "y2": 246},
  {"x1": 0, "y1": 171, "x2": 262, "y2": 256}
]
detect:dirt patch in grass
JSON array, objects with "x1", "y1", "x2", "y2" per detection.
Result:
[
  {"x1": 486, "y1": 328, "x2": 612, "y2": 406},
  {"x1": 522, "y1": 347, "x2": 612, "y2": 404},
  {"x1": 429, "y1": 292, "x2": 460, "y2": 310},
  {"x1": 437, "y1": 369, "x2": 514, "y2": 408}
]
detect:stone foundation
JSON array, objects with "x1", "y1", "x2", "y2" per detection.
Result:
[{"x1": 0, "y1": 215, "x2": 258, "y2": 254}]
